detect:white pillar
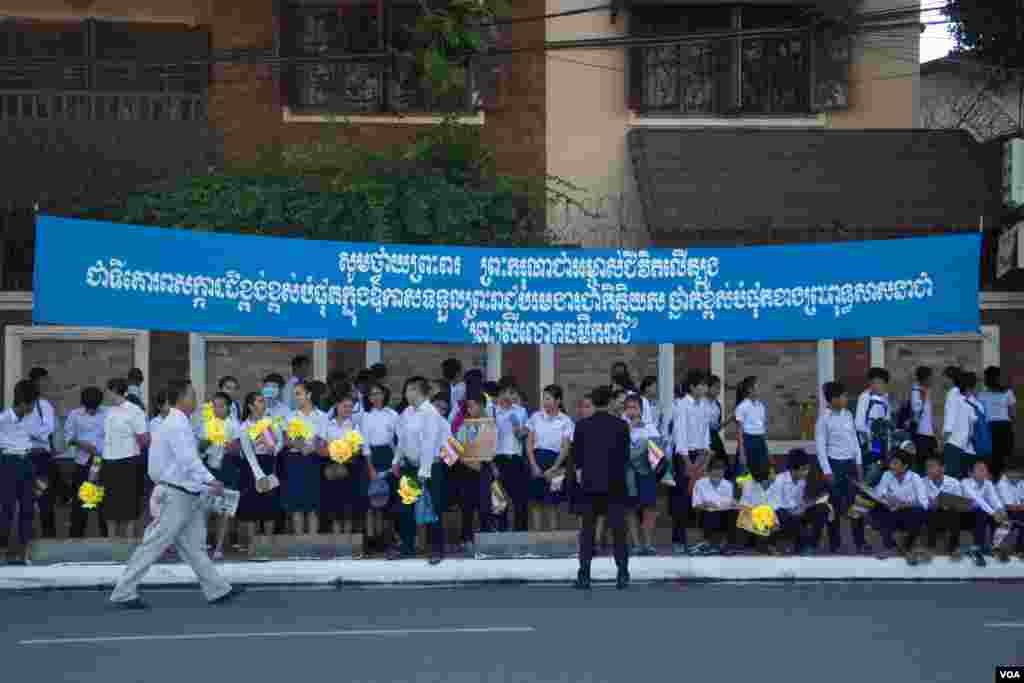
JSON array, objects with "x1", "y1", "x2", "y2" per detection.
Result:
[
  {"x1": 365, "y1": 340, "x2": 382, "y2": 367},
  {"x1": 870, "y1": 337, "x2": 885, "y2": 368},
  {"x1": 539, "y1": 344, "x2": 555, "y2": 396},
  {"x1": 313, "y1": 340, "x2": 328, "y2": 382},
  {"x1": 817, "y1": 339, "x2": 835, "y2": 409},
  {"x1": 710, "y1": 342, "x2": 725, "y2": 385},
  {"x1": 657, "y1": 343, "x2": 674, "y2": 417},
  {"x1": 486, "y1": 343, "x2": 502, "y2": 382},
  {"x1": 188, "y1": 333, "x2": 207, "y2": 405}
]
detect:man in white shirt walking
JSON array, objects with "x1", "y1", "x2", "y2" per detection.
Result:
[{"x1": 110, "y1": 380, "x2": 243, "y2": 610}]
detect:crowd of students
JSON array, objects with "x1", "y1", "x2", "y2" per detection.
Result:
[{"x1": 0, "y1": 355, "x2": 1019, "y2": 567}]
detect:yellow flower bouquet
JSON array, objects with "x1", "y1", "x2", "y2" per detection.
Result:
[
  {"x1": 201, "y1": 402, "x2": 214, "y2": 422},
  {"x1": 398, "y1": 475, "x2": 423, "y2": 506},
  {"x1": 287, "y1": 418, "x2": 314, "y2": 441},
  {"x1": 78, "y1": 481, "x2": 105, "y2": 510},
  {"x1": 206, "y1": 417, "x2": 227, "y2": 446},
  {"x1": 247, "y1": 418, "x2": 273, "y2": 442},
  {"x1": 329, "y1": 431, "x2": 365, "y2": 465}
]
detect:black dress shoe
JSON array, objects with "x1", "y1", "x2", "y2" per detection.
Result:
[
  {"x1": 209, "y1": 586, "x2": 246, "y2": 606},
  {"x1": 616, "y1": 571, "x2": 630, "y2": 590},
  {"x1": 112, "y1": 599, "x2": 150, "y2": 611},
  {"x1": 574, "y1": 570, "x2": 591, "y2": 590}
]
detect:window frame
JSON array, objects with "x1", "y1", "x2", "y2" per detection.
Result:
[
  {"x1": 630, "y1": 5, "x2": 816, "y2": 118},
  {"x1": 280, "y1": 0, "x2": 476, "y2": 117}
]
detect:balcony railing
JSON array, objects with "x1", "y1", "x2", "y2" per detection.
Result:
[{"x1": 0, "y1": 90, "x2": 206, "y2": 122}]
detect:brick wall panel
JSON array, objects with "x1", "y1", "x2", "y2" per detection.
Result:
[
  {"x1": 884, "y1": 338, "x2": 982, "y2": 433},
  {"x1": 379, "y1": 343, "x2": 486, "y2": 400},
  {"x1": 206, "y1": 340, "x2": 313, "y2": 400},
  {"x1": 556, "y1": 344, "x2": 658, "y2": 411},
  {"x1": 21, "y1": 339, "x2": 134, "y2": 417},
  {"x1": 725, "y1": 341, "x2": 817, "y2": 440}
]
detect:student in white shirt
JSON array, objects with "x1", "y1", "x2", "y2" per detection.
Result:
[
  {"x1": 962, "y1": 459, "x2": 1008, "y2": 566},
  {"x1": 670, "y1": 370, "x2": 710, "y2": 555},
  {"x1": 236, "y1": 391, "x2": 284, "y2": 551},
  {"x1": 526, "y1": 385, "x2": 574, "y2": 532},
  {"x1": 0, "y1": 380, "x2": 40, "y2": 562},
  {"x1": 320, "y1": 393, "x2": 368, "y2": 537},
  {"x1": 691, "y1": 457, "x2": 737, "y2": 555},
  {"x1": 280, "y1": 381, "x2": 328, "y2": 535},
  {"x1": 769, "y1": 450, "x2": 829, "y2": 556},
  {"x1": 943, "y1": 371, "x2": 980, "y2": 480},
  {"x1": 390, "y1": 377, "x2": 450, "y2": 564},
  {"x1": 103, "y1": 377, "x2": 150, "y2": 540},
  {"x1": 995, "y1": 459, "x2": 1024, "y2": 559},
  {"x1": 362, "y1": 383, "x2": 400, "y2": 548},
  {"x1": 816, "y1": 382, "x2": 870, "y2": 555},
  {"x1": 493, "y1": 384, "x2": 530, "y2": 532},
  {"x1": 980, "y1": 366, "x2": 1016, "y2": 481},
  {"x1": 922, "y1": 455, "x2": 965, "y2": 559},
  {"x1": 197, "y1": 392, "x2": 243, "y2": 560},
  {"x1": 909, "y1": 366, "x2": 936, "y2": 471},
  {"x1": 442, "y1": 358, "x2": 465, "y2": 421},
  {"x1": 871, "y1": 448, "x2": 929, "y2": 564},
  {"x1": 855, "y1": 367, "x2": 891, "y2": 482},
  {"x1": 65, "y1": 386, "x2": 107, "y2": 539},
  {"x1": 639, "y1": 376, "x2": 662, "y2": 433},
  {"x1": 734, "y1": 375, "x2": 768, "y2": 473},
  {"x1": 624, "y1": 395, "x2": 661, "y2": 556},
  {"x1": 24, "y1": 367, "x2": 57, "y2": 538},
  {"x1": 217, "y1": 375, "x2": 242, "y2": 423}
]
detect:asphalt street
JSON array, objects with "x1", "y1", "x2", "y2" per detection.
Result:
[{"x1": 1, "y1": 582, "x2": 1021, "y2": 683}]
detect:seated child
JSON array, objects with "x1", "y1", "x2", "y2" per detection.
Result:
[
  {"x1": 691, "y1": 457, "x2": 737, "y2": 556},
  {"x1": 961, "y1": 460, "x2": 1008, "y2": 567},
  {"x1": 871, "y1": 446, "x2": 928, "y2": 565}
]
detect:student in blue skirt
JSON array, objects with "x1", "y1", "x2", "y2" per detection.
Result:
[
  {"x1": 197, "y1": 392, "x2": 242, "y2": 560},
  {"x1": 526, "y1": 385, "x2": 574, "y2": 531},
  {"x1": 735, "y1": 376, "x2": 768, "y2": 474},
  {"x1": 282, "y1": 382, "x2": 327, "y2": 535},
  {"x1": 238, "y1": 391, "x2": 284, "y2": 552},
  {"x1": 362, "y1": 382, "x2": 399, "y2": 550},
  {"x1": 321, "y1": 390, "x2": 368, "y2": 536},
  {"x1": 624, "y1": 394, "x2": 660, "y2": 555}
]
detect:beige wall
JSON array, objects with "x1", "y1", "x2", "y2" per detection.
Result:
[
  {"x1": 545, "y1": 0, "x2": 921, "y2": 245},
  {"x1": 0, "y1": 0, "x2": 207, "y2": 23}
]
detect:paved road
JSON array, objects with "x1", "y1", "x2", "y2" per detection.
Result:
[{"x1": 1, "y1": 583, "x2": 1021, "y2": 682}]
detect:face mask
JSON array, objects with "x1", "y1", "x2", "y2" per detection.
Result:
[{"x1": 262, "y1": 385, "x2": 279, "y2": 400}]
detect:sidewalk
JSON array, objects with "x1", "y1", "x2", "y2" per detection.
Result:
[{"x1": 3, "y1": 555, "x2": 1024, "y2": 591}]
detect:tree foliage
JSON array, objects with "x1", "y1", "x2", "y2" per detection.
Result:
[{"x1": 945, "y1": 1, "x2": 1024, "y2": 71}]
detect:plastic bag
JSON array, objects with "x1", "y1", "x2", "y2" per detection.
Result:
[{"x1": 415, "y1": 487, "x2": 438, "y2": 525}]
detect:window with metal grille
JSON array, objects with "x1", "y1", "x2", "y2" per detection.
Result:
[
  {"x1": 281, "y1": 1, "x2": 474, "y2": 115},
  {"x1": 628, "y1": 5, "x2": 847, "y2": 116}
]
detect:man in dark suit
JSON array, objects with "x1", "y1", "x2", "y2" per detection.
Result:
[{"x1": 572, "y1": 386, "x2": 631, "y2": 590}]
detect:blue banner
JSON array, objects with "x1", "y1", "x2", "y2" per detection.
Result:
[{"x1": 33, "y1": 216, "x2": 980, "y2": 344}]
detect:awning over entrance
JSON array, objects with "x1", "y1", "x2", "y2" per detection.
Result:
[{"x1": 628, "y1": 127, "x2": 997, "y2": 246}]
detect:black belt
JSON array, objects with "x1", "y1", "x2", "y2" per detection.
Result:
[{"x1": 157, "y1": 481, "x2": 200, "y2": 497}]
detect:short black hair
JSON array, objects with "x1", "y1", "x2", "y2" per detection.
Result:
[
  {"x1": 128, "y1": 368, "x2": 144, "y2": 384},
  {"x1": 960, "y1": 371, "x2": 978, "y2": 392},
  {"x1": 888, "y1": 450, "x2": 909, "y2": 466},
  {"x1": 368, "y1": 382, "x2": 391, "y2": 407},
  {"x1": 165, "y1": 379, "x2": 192, "y2": 407},
  {"x1": 81, "y1": 386, "x2": 103, "y2": 411},
  {"x1": 291, "y1": 355, "x2": 310, "y2": 370},
  {"x1": 407, "y1": 376, "x2": 431, "y2": 399},
  {"x1": 639, "y1": 376, "x2": 658, "y2": 394},
  {"x1": 543, "y1": 384, "x2": 564, "y2": 404},
  {"x1": 464, "y1": 368, "x2": 484, "y2": 384},
  {"x1": 107, "y1": 378, "x2": 129, "y2": 396},
  {"x1": 263, "y1": 373, "x2": 285, "y2": 386},
  {"x1": 13, "y1": 379, "x2": 38, "y2": 408},
  {"x1": 915, "y1": 366, "x2": 933, "y2": 384},
  {"x1": 944, "y1": 366, "x2": 961, "y2": 386},
  {"x1": 708, "y1": 374, "x2": 721, "y2": 388},
  {"x1": 591, "y1": 386, "x2": 612, "y2": 408},
  {"x1": 984, "y1": 366, "x2": 1003, "y2": 391},
  {"x1": 212, "y1": 391, "x2": 233, "y2": 406},
  {"x1": 823, "y1": 381, "x2": 846, "y2": 404},
  {"x1": 867, "y1": 367, "x2": 890, "y2": 383},
  {"x1": 218, "y1": 375, "x2": 239, "y2": 389},
  {"x1": 498, "y1": 375, "x2": 518, "y2": 390},
  {"x1": 432, "y1": 393, "x2": 450, "y2": 407},
  {"x1": 685, "y1": 369, "x2": 707, "y2": 392},
  {"x1": 441, "y1": 358, "x2": 463, "y2": 381},
  {"x1": 28, "y1": 367, "x2": 48, "y2": 382},
  {"x1": 369, "y1": 363, "x2": 388, "y2": 380}
]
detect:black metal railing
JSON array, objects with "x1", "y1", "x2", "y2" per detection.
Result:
[{"x1": 0, "y1": 89, "x2": 205, "y2": 122}]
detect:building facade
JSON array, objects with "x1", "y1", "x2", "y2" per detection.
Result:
[{"x1": 1, "y1": 0, "x2": 1019, "y2": 454}]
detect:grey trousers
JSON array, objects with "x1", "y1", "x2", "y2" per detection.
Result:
[{"x1": 110, "y1": 485, "x2": 232, "y2": 604}]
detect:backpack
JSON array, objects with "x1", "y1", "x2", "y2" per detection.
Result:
[
  {"x1": 969, "y1": 400, "x2": 993, "y2": 457},
  {"x1": 895, "y1": 388, "x2": 923, "y2": 436}
]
